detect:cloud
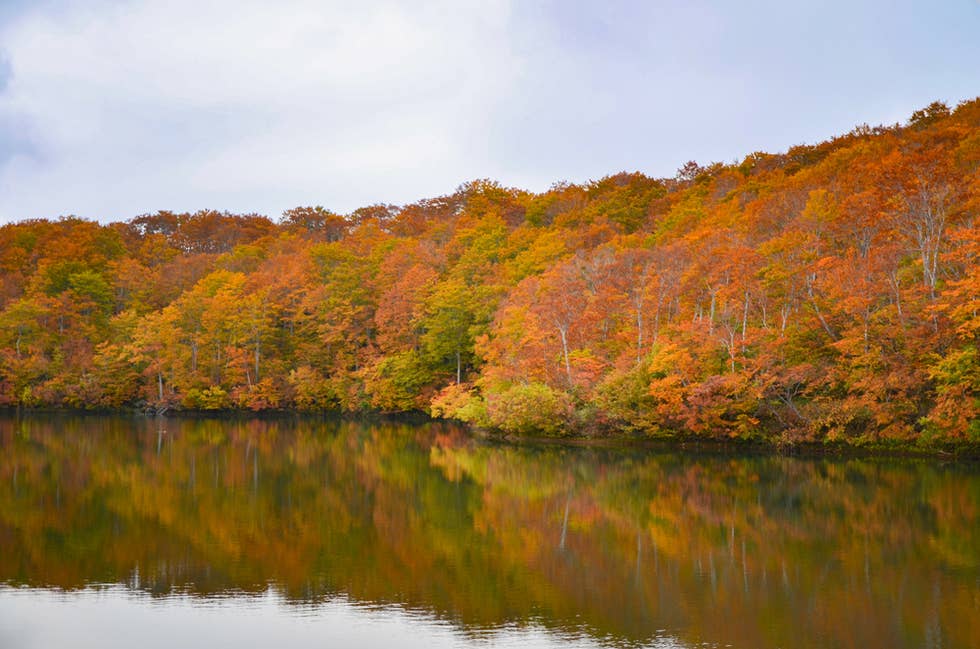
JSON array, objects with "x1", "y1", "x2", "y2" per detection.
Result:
[
  {"x1": 0, "y1": 54, "x2": 10, "y2": 94},
  {"x1": 0, "y1": 0, "x2": 977, "y2": 224},
  {"x1": 0, "y1": 0, "x2": 523, "y2": 221}
]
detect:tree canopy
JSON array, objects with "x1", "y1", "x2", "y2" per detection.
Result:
[{"x1": 2, "y1": 98, "x2": 980, "y2": 447}]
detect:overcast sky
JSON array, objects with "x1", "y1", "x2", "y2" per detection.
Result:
[{"x1": 0, "y1": 0, "x2": 977, "y2": 224}]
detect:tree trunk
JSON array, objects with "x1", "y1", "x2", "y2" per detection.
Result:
[
  {"x1": 558, "y1": 324, "x2": 573, "y2": 388},
  {"x1": 635, "y1": 305, "x2": 643, "y2": 364},
  {"x1": 254, "y1": 336, "x2": 261, "y2": 383}
]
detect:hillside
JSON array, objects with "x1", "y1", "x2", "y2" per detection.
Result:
[{"x1": 1, "y1": 98, "x2": 978, "y2": 448}]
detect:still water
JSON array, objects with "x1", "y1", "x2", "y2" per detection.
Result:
[{"x1": 0, "y1": 414, "x2": 977, "y2": 648}]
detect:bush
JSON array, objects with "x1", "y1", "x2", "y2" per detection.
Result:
[
  {"x1": 430, "y1": 383, "x2": 489, "y2": 426},
  {"x1": 182, "y1": 385, "x2": 230, "y2": 410},
  {"x1": 484, "y1": 382, "x2": 574, "y2": 436}
]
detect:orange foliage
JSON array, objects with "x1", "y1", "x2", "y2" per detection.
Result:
[{"x1": 2, "y1": 99, "x2": 980, "y2": 446}]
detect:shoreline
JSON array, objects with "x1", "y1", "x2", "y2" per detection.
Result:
[
  {"x1": 474, "y1": 429, "x2": 980, "y2": 462},
  {"x1": 2, "y1": 406, "x2": 978, "y2": 461}
]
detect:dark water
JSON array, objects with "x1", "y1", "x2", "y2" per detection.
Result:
[{"x1": 0, "y1": 415, "x2": 977, "y2": 648}]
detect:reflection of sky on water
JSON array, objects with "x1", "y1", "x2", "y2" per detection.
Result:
[
  {"x1": 0, "y1": 415, "x2": 977, "y2": 649},
  {"x1": 0, "y1": 586, "x2": 687, "y2": 649}
]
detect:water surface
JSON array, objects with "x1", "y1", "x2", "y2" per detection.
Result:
[{"x1": 0, "y1": 414, "x2": 977, "y2": 648}]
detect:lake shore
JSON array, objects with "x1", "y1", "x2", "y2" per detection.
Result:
[{"x1": 4, "y1": 405, "x2": 978, "y2": 460}]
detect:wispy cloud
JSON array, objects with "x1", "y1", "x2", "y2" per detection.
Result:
[
  {"x1": 0, "y1": 0, "x2": 523, "y2": 220},
  {"x1": 0, "y1": 0, "x2": 977, "y2": 222}
]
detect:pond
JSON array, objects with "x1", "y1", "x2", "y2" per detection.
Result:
[{"x1": 0, "y1": 414, "x2": 977, "y2": 648}]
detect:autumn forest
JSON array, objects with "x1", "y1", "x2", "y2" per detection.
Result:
[{"x1": 1, "y1": 99, "x2": 978, "y2": 449}]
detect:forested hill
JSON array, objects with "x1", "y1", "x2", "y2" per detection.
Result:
[{"x1": 1, "y1": 99, "x2": 978, "y2": 447}]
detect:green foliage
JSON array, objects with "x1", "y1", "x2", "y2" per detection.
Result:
[
  {"x1": 366, "y1": 350, "x2": 435, "y2": 412},
  {"x1": 909, "y1": 101, "x2": 950, "y2": 128},
  {"x1": 484, "y1": 382, "x2": 573, "y2": 436},
  {"x1": 39, "y1": 260, "x2": 90, "y2": 295},
  {"x1": 183, "y1": 386, "x2": 230, "y2": 410},
  {"x1": 593, "y1": 359, "x2": 659, "y2": 432},
  {"x1": 585, "y1": 172, "x2": 665, "y2": 232},
  {"x1": 67, "y1": 270, "x2": 114, "y2": 314}
]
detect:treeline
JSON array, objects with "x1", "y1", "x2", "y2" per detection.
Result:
[{"x1": 1, "y1": 99, "x2": 978, "y2": 445}]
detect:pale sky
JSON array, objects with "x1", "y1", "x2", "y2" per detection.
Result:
[{"x1": 0, "y1": 0, "x2": 977, "y2": 223}]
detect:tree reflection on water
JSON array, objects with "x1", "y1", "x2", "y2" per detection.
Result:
[{"x1": 0, "y1": 414, "x2": 977, "y2": 649}]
